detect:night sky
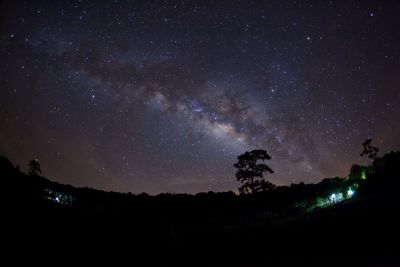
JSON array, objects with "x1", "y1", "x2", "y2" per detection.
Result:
[{"x1": 1, "y1": 1, "x2": 400, "y2": 194}]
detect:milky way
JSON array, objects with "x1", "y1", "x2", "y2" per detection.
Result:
[{"x1": 1, "y1": 1, "x2": 400, "y2": 194}]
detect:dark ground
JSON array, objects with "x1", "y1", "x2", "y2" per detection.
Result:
[{"x1": 2, "y1": 153, "x2": 400, "y2": 266}]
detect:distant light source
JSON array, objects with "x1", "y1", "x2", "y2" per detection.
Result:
[
  {"x1": 330, "y1": 193, "x2": 336, "y2": 202},
  {"x1": 347, "y1": 188, "x2": 354, "y2": 197},
  {"x1": 361, "y1": 169, "x2": 367, "y2": 180},
  {"x1": 55, "y1": 197, "x2": 60, "y2": 202}
]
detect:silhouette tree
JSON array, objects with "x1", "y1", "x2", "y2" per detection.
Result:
[
  {"x1": 234, "y1": 149, "x2": 274, "y2": 194},
  {"x1": 28, "y1": 159, "x2": 41, "y2": 176},
  {"x1": 360, "y1": 138, "x2": 379, "y2": 161},
  {"x1": 348, "y1": 164, "x2": 367, "y2": 180},
  {"x1": 253, "y1": 179, "x2": 276, "y2": 193}
]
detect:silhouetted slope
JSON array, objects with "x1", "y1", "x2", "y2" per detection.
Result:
[{"x1": 1, "y1": 152, "x2": 400, "y2": 266}]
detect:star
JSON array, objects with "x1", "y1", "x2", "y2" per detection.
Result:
[{"x1": 0, "y1": 0, "x2": 399, "y2": 194}]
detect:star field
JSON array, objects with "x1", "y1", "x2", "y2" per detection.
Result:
[{"x1": 1, "y1": 0, "x2": 400, "y2": 194}]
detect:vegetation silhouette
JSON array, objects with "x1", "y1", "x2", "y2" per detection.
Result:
[
  {"x1": 233, "y1": 149, "x2": 275, "y2": 194},
  {"x1": 1, "y1": 140, "x2": 400, "y2": 266},
  {"x1": 360, "y1": 138, "x2": 379, "y2": 161},
  {"x1": 28, "y1": 159, "x2": 41, "y2": 176}
]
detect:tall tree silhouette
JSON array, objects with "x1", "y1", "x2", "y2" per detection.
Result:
[
  {"x1": 28, "y1": 159, "x2": 41, "y2": 176},
  {"x1": 234, "y1": 149, "x2": 275, "y2": 194},
  {"x1": 360, "y1": 138, "x2": 379, "y2": 161}
]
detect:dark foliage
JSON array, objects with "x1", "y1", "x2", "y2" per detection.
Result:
[
  {"x1": 360, "y1": 138, "x2": 379, "y2": 161},
  {"x1": 2, "y1": 151, "x2": 400, "y2": 266},
  {"x1": 233, "y1": 149, "x2": 274, "y2": 194},
  {"x1": 28, "y1": 159, "x2": 41, "y2": 176}
]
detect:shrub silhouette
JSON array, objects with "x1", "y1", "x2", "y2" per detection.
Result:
[{"x1": 28, "y1": 159, "x2": 42, "y2": 176}]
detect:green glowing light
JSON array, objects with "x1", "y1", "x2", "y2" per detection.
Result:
[
  {"x1": 360, "y1": 169, "x2": 367, "y2": 180},
  {"x1": 347, "y1": 188, "x2": 354, "y2": 197}
]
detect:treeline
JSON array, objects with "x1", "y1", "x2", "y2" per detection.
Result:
[{"x1": 2, "y1": 151, "x2": 400, "y2": 225}]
